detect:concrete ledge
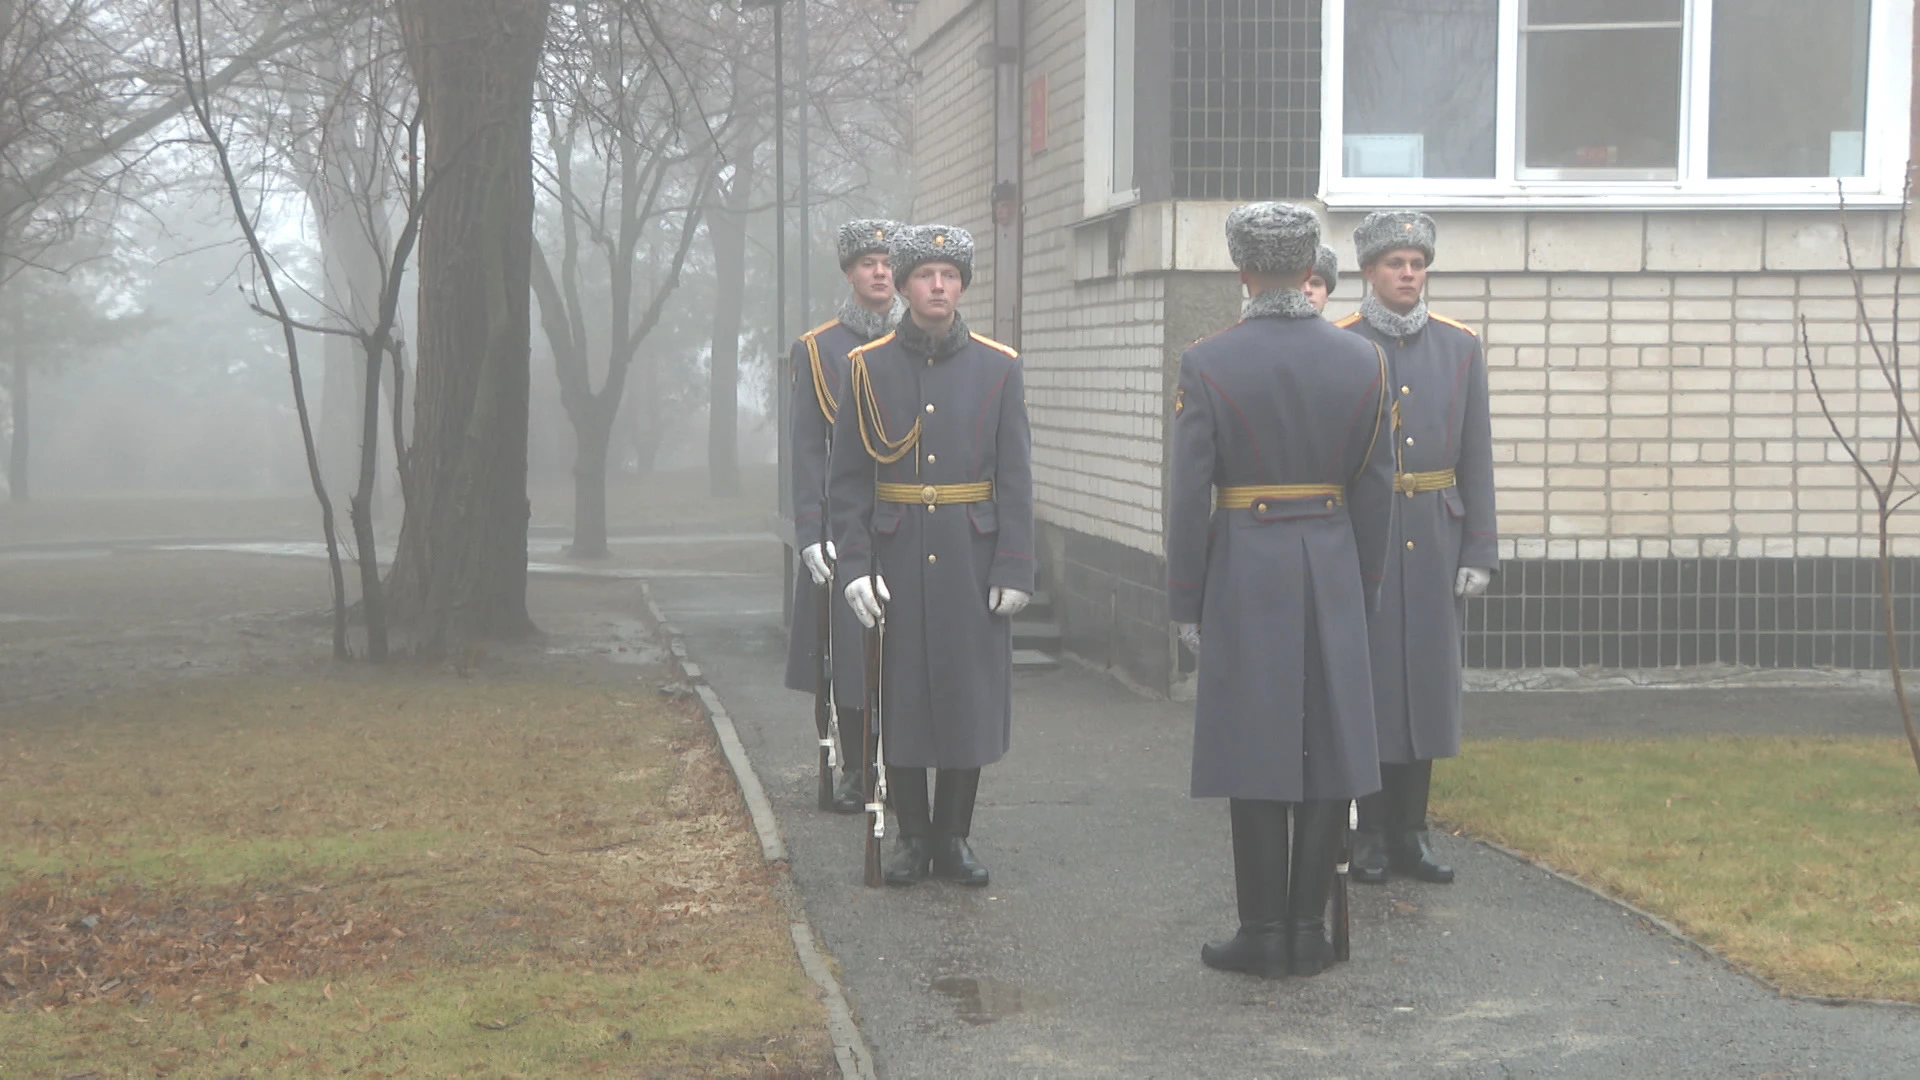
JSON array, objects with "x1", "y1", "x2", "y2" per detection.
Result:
[{"x1": 639, "y1": 582, "x2": 879, "y2": 1079}]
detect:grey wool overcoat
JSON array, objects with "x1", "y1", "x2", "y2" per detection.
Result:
[
  {"x1": 1337, "y1": 311, "x2": 1498, "y2": 763},
  {"x1": 784, "y1": 318, "x2": 876, "y2": 703},
  {"x1": 1167, "y1": 311, "x2": 1396, "y2": 802},
  {"x1": 827, "y1": 320, "x2": 1035, "y2": 770}
]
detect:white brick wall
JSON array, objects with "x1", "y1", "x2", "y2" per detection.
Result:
[{"x1": 1328, "y1": 272, "x2": 1911, "y2": 557}]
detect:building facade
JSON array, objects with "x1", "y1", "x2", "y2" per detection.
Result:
[{"x1": 905, "y1": 0, "x2": 1920, "y2": 695}]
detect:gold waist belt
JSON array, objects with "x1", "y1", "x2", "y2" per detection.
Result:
[
  {"x1": 1215, "y1": 484, "x2": 1344, "y2": 511},
  {"x1": 876, "y1": 480, "x2": 995, "y2": 506},
  {"x1": 1395, "y1": 468, "x2": 1457, "y2": 495}
]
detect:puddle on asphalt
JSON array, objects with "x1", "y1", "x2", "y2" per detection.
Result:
[{"x1": 930, "y1": 975, "x2": 1060, "y2": 1025}]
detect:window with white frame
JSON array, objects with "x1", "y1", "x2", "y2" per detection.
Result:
[
  {"x1": 1323, "y1": 0, "x2": 1908, "y2": 206},
  {"x1": 1083, "y1": 0, "x2": 1139, "y2": 216}
]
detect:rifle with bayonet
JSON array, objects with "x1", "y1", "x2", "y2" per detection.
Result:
[
  {"x1": 813, "y1": 570, "x2": 837, "y2": 812},
  {"x1": 862, "y1": 575, "x2": 886, "y2": 887}
]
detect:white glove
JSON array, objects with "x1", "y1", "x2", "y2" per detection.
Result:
[
  {"x1": 844, "y1": 574, "x2": 891, "y2": 628},
  {"x1": 801, "y1": 541, "x2": 836, "y2": 586},
  {"x1": 1176, "y1": 623, "x2": 1201, "y2": 655},
  {"x1": 988, "y1": 586, "x2": 1031, "y2": 618},
  {"x1": 1456, "y1": 567, "x2": 1492, "y2": 597}
]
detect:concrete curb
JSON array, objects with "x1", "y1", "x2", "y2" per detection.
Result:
[
  {"x1": 638, "y1": 583, "x2": 880, "y2": 1080},
  {"x1": 1452, "y1": 827, "x2": 1920, "y2": 1014}
]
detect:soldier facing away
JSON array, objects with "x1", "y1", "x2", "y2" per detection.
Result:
[
  {"x1": 1168, "y1": 203, "x2": 1395, "y2": 978},
  {"x1": 784, "y1": 219, "x2": 905, "y2": 813},
  {"x1": 1336, "y1": 211, "x2": 1498, "y2": 886},
  {"x1": 829, "y1": 224, "x2": 1035, "y2": 888}
]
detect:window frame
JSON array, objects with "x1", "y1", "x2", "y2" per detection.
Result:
[
  {"x1": 1083, "y1": 0, "x2": 1141, "y2": 218},
  {"x1": 1320, "y1": 0, "x2": 1914, "y2": 209}
]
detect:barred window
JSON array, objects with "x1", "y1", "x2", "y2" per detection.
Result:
[{"x1": 1169, "y1": 0, "x2": 1321, "y2": 200}]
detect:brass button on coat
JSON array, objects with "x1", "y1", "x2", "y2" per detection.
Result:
[
  {"x1": 928, "y1": 553, "x2": 938, "y2": 564},
  {"x1": 1405, "y1": 436, "x2": 1415, "y2": 446},
  {"x1": 1405, "y1": 540, "x2": 1416, "y2": 550},
  {"x1": 927, "y1": 453, "x2": 937, "y2": 463},
  {"x1": 1256, "y1": 502, "x2": 1268, "y2": 512},
  {"x1": 925, "y1": 403, "x2": 935, "y2": 413}
]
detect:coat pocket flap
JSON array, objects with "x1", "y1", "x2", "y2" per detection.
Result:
[
  {"x1": 872, "y1": 506, "x2": 905, "y2": 536},
  {"x1": 968, "y1": 501, "x2": 1000, "y2": 534},
  {"x1": 1441, "y1": 488, "x2": 1466, "y2": 519}
]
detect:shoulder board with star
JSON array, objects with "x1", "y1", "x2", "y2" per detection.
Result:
[
  {"x1": 799, "y1": 317, "x2": 842, "y2": 344},
  {"x1": 1333, "y1": 312, "x2": 1363, "y2": 329},
  {"x1": 1429, "y1": 313, "x2": 1479, "y2": 337},
  {"x1": 969, "y1": 332, "x2": 1018, "y2": 358}
]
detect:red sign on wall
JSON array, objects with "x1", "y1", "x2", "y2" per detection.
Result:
[{"x1": 1029, "y1": 75, "x2": 1048, "y2": 156}]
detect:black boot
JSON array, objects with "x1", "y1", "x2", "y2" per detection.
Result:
[
  {"x1": 883, "y1": 767, "x2": 932, "y2": 885},
  {"x1": 1386, "y1": 760, "x2": 1454, "y2": 884},
  {"x1": 1201, "y1": 799, "x2": 1290, "y2": 979},
  {"x1": 830, "y1": 709, "x2": 870, "y2": 815},
  {"x1": 1288, "y1": 799, "x2": 1343, "y2": 976},
  {"x1": 931, "y1": 768, "x2": 989, "y2": 886},
  {"x1": 1351, "y1": 789, "x2": 1391, "y2": 885}
]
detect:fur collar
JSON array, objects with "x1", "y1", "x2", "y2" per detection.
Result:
[
  {"x1": 1242, "y1": 288, "x2": 1321, "y2": 322},
  {"x1": 1360, "y1": 293, "x2": 1430, "y2": 337},
  {"x1": 837, "y1": 293, "x2": 905, "y2": 341},
  {"x1": 895, "y1": 311, "x2": 971, "y2": 360}
]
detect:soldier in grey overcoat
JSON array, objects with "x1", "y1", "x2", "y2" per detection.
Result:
[
  {"x1": 829, "y1": 224, "x2": 1035, "y2": 888},
  {"x1": 1336, "y1": 210, "x2": 1498, "y2": 885},
  {"x1": 1304, "y1": 243, "x2": 1339, "y2": 314},
  {"x1": 785, "y1": 219, "x2": 905, "y2": 813},
  {"x1": 1167, "y1": 202, "x2": 1395, "y2": 978}
]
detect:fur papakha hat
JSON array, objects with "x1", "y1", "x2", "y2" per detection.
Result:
[
  {"x1": 1224, "y1": 202, "x2": 1321, "y2": 276},
  {"x1": 1313, "y1": 244, "x2": 1340, "y2": 295},
  {"x1": 888, "y1": 224, "x2": 974, "y2": 288},
  {"x1": 1354, "y1": 210, "x2": 1437, "y2": 269},
  {"x1": 837, "y1": 219, "x2": 902, "y2": 270}
]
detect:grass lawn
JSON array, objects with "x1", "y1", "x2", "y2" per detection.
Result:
[
  {"x1": 0, "y1": 677, "x2": 831, "y2": 1078},
  {"x1": 1434, "y1": 736, "x2": 1920, "y2": 1003}
]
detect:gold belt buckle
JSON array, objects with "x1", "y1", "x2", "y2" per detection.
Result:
[
  {"x1": 920, "y1": 484, "x2": 939, "y2": 505},
  {"x1": 1395, "y1": 474, "x2": 1417, "y2": 495}
]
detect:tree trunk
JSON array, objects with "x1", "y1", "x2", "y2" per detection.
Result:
[
  {"x1": 388, "y1": 0, "x2": 548, "y2": 653},
  {"x1": 706, "y1": 152, "x2": 752, "y2": 498},
  {"x1": 7, "y1": 350, "x2": 25, "y2": 504},
  {"x1": 570, "y1": 408, "x2": 613, "y2": 559}
]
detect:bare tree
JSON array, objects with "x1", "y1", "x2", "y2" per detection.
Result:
[
  {"x1": 1801, "y1": 178, "x2": 1920, "y2": 779},
  {"x1": 530, "y1": 0, "x2": 712, "y2": 558},
  {"x1": 170, "y1": 0, "x2": 349, "y2": 659},
  {"x1": 385, "y1": 0, "x2": 551, "y2": 651}
]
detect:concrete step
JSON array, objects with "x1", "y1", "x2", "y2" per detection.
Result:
[
  {"x1": 1014, "y1": 621, "x2": 1063, "y2": 648},
  {"x1": 1014, "y1": 648, "x2": 1060, "y2": 670}
]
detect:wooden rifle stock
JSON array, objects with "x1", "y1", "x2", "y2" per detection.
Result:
[
  {"x1": 862, "y1": 620, "x2": 884, "y2": 887},
  {"x1": 813, "y1": 579, "x2": 835, "y2": 811},
  {"x1": 1333, "y1": 799, "x2": 1353, "y2": 962}
]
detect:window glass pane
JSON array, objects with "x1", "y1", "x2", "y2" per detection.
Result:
[
  {"x1": 1709, "y1": 0, "x2": 1870, "y2": 178},
  {"x1": 1343, "y1": 0, "x2": 1497, "y2": 179},
  {"x1": 1113, "y1": 0, "x2": 1135, "y2": 193},
  {"x1": 1523, "y1": 27, "x2": 1681, "y2": 173},
  {"x1": 1528, "y1": 0, "x2": 1679, "y2": 26}
]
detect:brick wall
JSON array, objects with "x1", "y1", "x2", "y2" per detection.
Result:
[{"x1": 1322, "y1": 269, "x2": 1913, "y2": 561}]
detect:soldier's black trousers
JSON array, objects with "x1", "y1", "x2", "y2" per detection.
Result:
[
  {"x1": 886, "y1": 767, "x2": 980, "y2": 838},
  {"x1": 1357, "y1": 759, "x2": 1434, "y2": 833}
]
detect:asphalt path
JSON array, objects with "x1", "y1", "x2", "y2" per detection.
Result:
[{"x1": 650, "y1": 572, "x2": 1920, "y2": 1080}]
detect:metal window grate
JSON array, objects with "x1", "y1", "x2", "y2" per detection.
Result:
[
  {"x1": 1461, "y1": 557, "x2": 1920, "y2": 670},
  {"x1": 1170, "y1": 0, "x2": 1321, "y2": 200}
]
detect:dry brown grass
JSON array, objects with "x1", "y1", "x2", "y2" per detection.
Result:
[{"x1": 0, "y1": 675, "x2": 832, "y2": 1077}]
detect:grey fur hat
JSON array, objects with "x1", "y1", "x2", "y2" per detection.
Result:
[
  {"x1": 1354, "y1": 210, "x2": 1437, "y2": 268},
  {"x1": 1224, "y1": 202, "x2": 1321, "y2": 276},
  {"x1": 1313, "y1": 244, "x2": 1340, "y2": 295},
  {"x1": 888, "y1": 224, "x2": 974, "y2": 288},
  {"x1": 837, "y1": 218, "x2": 901, "y2": 270}
]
